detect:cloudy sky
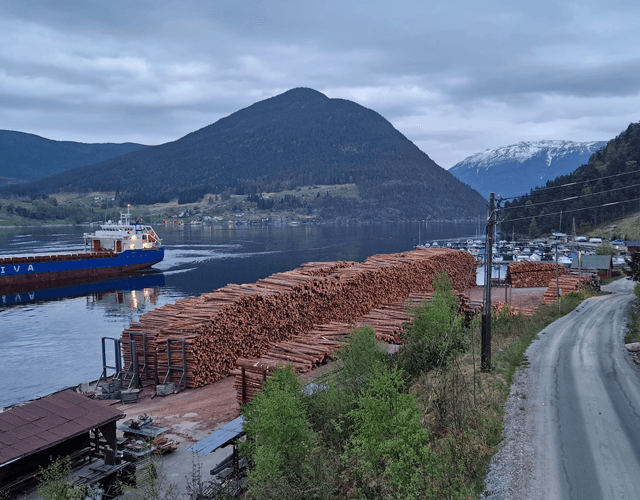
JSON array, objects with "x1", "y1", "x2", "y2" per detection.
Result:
[{"x1": 1, "y1": 0, "x2": 639, "y2": 168}]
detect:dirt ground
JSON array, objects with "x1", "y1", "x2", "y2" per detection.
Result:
[
  {"x1": 116, "y1": 376, "x2": 239, "y2": 442},
  {"x1": 465, "y1": 285, "x2": 548, "y2": 311},
  {"x1": 113, "y1": 377, "x2": 240, "y2": 494}
]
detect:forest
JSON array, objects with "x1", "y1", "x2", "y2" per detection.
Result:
[{"x1": 501, "y1": 122, "x2": 640, "y2": 237}]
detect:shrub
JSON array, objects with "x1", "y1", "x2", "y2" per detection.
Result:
[{"x1": 399, "y1": 272, "x2": 467, "y2": 377}]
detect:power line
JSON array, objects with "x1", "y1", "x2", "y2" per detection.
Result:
[
  {"x1": 500, "y1": 195, "x2": 640, "y2": 224},
  {"x1": 500, "y1": 181, "x2": 640, "y2": 211},
  {"x1": 498, "y1": 168, "x2": 640, "y2": 201}
]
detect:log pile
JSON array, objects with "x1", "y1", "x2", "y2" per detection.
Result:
[
  {"x1": 542, "y1": 274, "x2": 594, "y2": 304},
  {"x1": 506, "y1": 261, "x2": 568, "y2": 288},
  {"x1": 120, "y1": 248, "x2": 478, "y2": 389},
  {"x1": 232, "y1": 292, "x2": 440, "y2": 404}
]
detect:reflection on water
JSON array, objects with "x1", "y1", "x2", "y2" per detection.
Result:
[
  {"x1": 87, "y1": 283, "x2": 162, "y2": 316},
  {"x1": 0, "y1": 222, "x2": 481, "y2": 407},
  {"x1": 1, "y1": 273, "x2": 165, "y2": 308}
]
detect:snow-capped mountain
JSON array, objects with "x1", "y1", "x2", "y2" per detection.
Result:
[{"x1": 449, "y1": 140, "x2": 606, "y2": 199}]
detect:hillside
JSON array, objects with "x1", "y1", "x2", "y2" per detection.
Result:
[
  {"x1": 502, "y1": 122, "x2": 640, "y2": 236},
  {"x1": 0, "y1": 130, "x2": 148, "y2": 185},
  {"x1": 450, "y1": 140, "x2": 606, "y2": 199},
  {"x1": 5, "y1": 88, "x2": 487, "y2": 222}
]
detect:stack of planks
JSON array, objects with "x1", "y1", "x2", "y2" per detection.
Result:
[
  {"x1": 542, "y1": 274, "x2": 594, "y2": 304},
  {"x1": 120, "y1": 248, "x2": 478, "y2": 389},
  {"x1": 506, "y1": 261, "x2": 568, "y2": 288}
]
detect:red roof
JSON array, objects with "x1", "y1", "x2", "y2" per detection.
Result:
[{"x1": 0, "y1": 391, "x2": 123, "y2": 465}]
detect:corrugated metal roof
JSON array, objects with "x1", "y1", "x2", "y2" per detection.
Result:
[
  {"x1": 624, "y1": 241, "x2": 640, "y2": 247},
  {"x1": 570, "y1": 255, "x2": 612, "y2": 270},
  {"x1": 0, "y1": 390, "x2": 123, "y2": 466},
  {"x1": 187, "y1": 416, "x2": 245, "y2": 455}
]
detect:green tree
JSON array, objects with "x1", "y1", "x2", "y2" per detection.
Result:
[
  {"x1": 334, "y1": 325, "x2": 387, "y2": 402},
  {"x1": 344, "y1": 367, "x2": 437, "y2": 499},
  {"x1": 596, "y1": 244, "x2": 616, "y2": 256},
  {"x1": 399, "y1": 271, "x2": 467, "y2": 377},
  {"x1": 629, "y1": 251, "x2": 640, "y2": 282},
  {"x1": 241, "y1": 365, "x2": 316, "y2": 496},
  {"x1": 305, "y1": 325, "x2": 388, "y2": 452}
]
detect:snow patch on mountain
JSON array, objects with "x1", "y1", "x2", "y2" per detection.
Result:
[
  {"x1": 449, "y1": 140, "x2": 606, "y2": 199},
  {"x1": 456, "y1": 140, "x2": 604, "y2": 171}
]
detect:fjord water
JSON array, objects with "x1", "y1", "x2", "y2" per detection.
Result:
[{"x1": 0, "y1": 222, "x2": 478, "y2": 407}]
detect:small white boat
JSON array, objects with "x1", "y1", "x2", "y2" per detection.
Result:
[{"x1": 558, "y1": 256, "x2": 572, "y2": 266}]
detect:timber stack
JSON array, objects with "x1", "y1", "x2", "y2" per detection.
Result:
[
  {"x1": 121, "y1": 248, "x2": 478, "y2": 389},
  {"x1": 542, "y1": 274, "x2": 597, "y2": 304},
  {"x1": 232, "y1": 291, "x2": 472, "y2": 404},
  {"x1": 505, "y1": 261, "x2": 568, "y2": 288}
]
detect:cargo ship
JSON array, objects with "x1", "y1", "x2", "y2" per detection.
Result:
[{"x1": 0, "y1": 210, "x2": 164, "y2": 292}]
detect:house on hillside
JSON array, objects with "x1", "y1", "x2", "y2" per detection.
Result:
[
  {"x1": 570, "y1": 254, "x2": 613, "y2": 279},
  {"x1": 624, "y1": 241, "x2": 640, "y2": 253}
]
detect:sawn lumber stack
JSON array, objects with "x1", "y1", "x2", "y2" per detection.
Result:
[
  {"x1": 121, "y1": 248, "x2": 478, "y2": 389},
  {"x1": 505, "y1": 261, "x2": 568, "y2": 288}
]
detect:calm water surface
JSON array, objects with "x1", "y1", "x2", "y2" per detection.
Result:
[{"x1": 0, "y1": 222, "x2": 480, "y2": 407}]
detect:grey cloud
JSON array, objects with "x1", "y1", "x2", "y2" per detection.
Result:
[{"x1": 1, "y1": 0, "x2": 640, "y2": 167}]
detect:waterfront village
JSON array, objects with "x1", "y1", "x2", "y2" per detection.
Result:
[{"x1": 0, "y1": 228, "x2": 635, "y2": 499}]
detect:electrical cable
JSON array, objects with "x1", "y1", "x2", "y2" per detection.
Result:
[
  {"x1": 500, "y1": 195, "x2": 640, "y2": 224},
  {"x1": 500, "y1": 181, "x2": 640, "y2": 211},
  {"x1": 498, "y1": 168, "x2": 640, "y2": 201}
]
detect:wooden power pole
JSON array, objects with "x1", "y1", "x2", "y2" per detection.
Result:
[{"x1": 482, "y1": 193, "x2": 495, "y2": 371}]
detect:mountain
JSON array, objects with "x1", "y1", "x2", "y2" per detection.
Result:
[
  {"x1": 502, "y1": 123, "x2": 640, "y2": 237},
  {"x1": 7, "y1": 88, "x2": 487, "y2": 221},
  {"x1": 449, "y1": 140, "x2": 607, "y2": 199},
  {"x1": 0, "y1": 130, "x2": 148, "y2": 185}
]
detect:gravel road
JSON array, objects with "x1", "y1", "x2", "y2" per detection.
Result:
[{"x1": 484, "y1": 278, "x2": 640, "y2": 500}]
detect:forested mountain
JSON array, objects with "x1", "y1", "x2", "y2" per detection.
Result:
[
  {"x1": 5, "y1": 88, "x2": 487, "y2": 221},
  {"x1": 450, "y1": 140, "x2": 606, "y2": 199},
  {"x1": 0, "y1": 130, "x2": 147, "y2": 185},
  {"x1": 501, "y1": 122, "x2": 640, "y2": 236}
]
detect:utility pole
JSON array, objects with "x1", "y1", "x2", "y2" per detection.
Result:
[{"x1": 482, "y1": 192, "x2": 495, "y2": 371}]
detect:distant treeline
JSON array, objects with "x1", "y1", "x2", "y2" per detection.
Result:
[{"x1": 0, "y1": 196, "x2": 118, "y2": 224}]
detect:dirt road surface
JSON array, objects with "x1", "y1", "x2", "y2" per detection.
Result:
[{"x1": 485, "y1": 278, "x2": 640, "y2": 500}]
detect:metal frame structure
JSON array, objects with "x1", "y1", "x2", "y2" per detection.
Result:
[
  {"x1": 97, "y1": 337, "x2": 122, "y2": 387},
  {"x1": 117, "y1": 338, "x2": 140, "y2": 390},
  {"x1": 126, "y1": 332, "x2": 158, "y2": 387},
  {"x1": 162, "y1": 338, "x2": 187, "y2": 393}
]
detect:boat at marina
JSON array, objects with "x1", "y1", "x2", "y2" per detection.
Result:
[{"x1": 0, "y1": 210, "x2": 164, "y2": 292}]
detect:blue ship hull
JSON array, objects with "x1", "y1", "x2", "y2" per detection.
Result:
[
  {"x1": 0, "y1": 248, "x2": 164, "y2": 292},
  {"x1": 0, "y1": 273, "x2": 166, "y2": 308}
]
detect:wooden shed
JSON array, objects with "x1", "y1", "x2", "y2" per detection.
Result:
[
  {"x1": 0, "y1": 390, "x2": 124, "y2": 495},
  {"x1": 570, "y1": 254, "x2": 613, "y2": 279}
]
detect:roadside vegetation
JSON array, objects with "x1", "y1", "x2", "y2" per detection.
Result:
[
  {"x1": 239, "y1": 272, "x2": 602, "y2": 499},
  {"x1": 625, "y1": 252, "x2": 640, "y2": 344}
]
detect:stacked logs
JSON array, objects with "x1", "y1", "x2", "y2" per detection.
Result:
[
  {"x1": 233, "y1": 292, "x2": 442, "y2": 404},
  {"x1": 542, "y1": 274, "x2": 594, "y2": 304},
  {"x1": 120, "y1": 248, "x2": 478, "y2": 389},
  {"x1": 506, "y1": 261, "x2": 569, "y2": 288}
]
